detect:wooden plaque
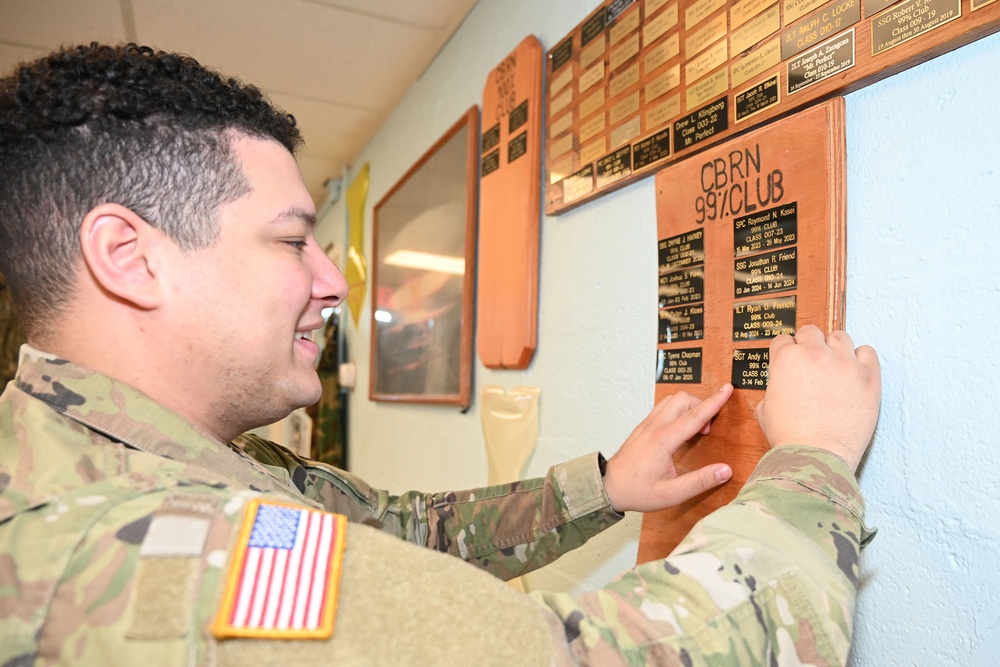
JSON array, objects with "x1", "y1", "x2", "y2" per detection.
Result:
[
  {"x1": 544, "y1": 0, "x2": 1000, "y2": 214},
  {"x1": 478, "y1": 37, "x2": 544, "y2": 369},
  {"x1": 638, "y1": 98, "x2": 846, "y2": 563}
]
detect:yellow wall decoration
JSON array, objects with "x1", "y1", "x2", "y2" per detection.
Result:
[{"x1": 345, "y1": 163, "x2": 370, "y2": 327}]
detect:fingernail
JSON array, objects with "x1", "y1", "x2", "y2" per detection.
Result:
[
  {"x1": 715, "y1": 465, "x2": 732, "y2": 482},
  {"x1": 719, "y1": 383, "x2": 732, "y2": 392}
]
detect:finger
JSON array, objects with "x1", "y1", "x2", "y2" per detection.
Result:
[
  {"x1": 656, "y1": 463, "x2": 732, "y2": 506},
  {"x1": 672, "y1": 384, "x2": 733, "y2": 440},
  {"x1": 651, "y1": 391, "x2": 701, "y2": 423},
  {"x1": 827, "y1": 329, "x2": 856, "y2": 351},
  {"x1": 794, "y1": 324, "x2": 825, "y2": 345},
  {"x1": 856, "y1": 344, "x2": 881, "y2": 383},
  {"x1": 769, "y1": 333, "x2": 795, "y2": 355}
]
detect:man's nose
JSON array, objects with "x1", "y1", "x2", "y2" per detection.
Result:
[{"x1": 310, "y1": 244, "x2": 349, "y2": 306}]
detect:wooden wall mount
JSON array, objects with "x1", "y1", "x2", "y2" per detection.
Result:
[
  {"x1": 478, "y1": 37, "x2": 544, "y2": 369},
  {"x1": 544, "y1": 0, "x2": 1000, "y2": 214},
  {"x1": 638, "y1": 98, "x2": 846, "y2": 563}
]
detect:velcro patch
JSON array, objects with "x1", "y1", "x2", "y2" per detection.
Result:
[{"x1": 213, "y1": 498, "x2": 347, "y2": 639}]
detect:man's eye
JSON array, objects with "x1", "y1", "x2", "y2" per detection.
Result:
[{"x1": 285, "y1": 240, "x2": 307, "y2": 250}]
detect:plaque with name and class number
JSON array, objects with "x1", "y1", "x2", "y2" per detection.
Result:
[
  {"x1": 640, "y1": 99, "x2": 846, "y2": 563},
  {"x1": 543, "y1": 0, "x2": 1000, "y2": 214},
  {"x1": 478, "y1": 37, "x2": 544, "y2": 370}
]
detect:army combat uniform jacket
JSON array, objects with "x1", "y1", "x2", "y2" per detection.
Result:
[{"x1": 1, "y1": 346, "x2": 873, "y2": 665}]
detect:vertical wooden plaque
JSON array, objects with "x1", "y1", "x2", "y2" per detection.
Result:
[
  {"x1": 638, "y1": 98, "x2": 847, "y2": 563},
  {"x1": 478, "y1": 37, "x2": 544, "y2": 369}
]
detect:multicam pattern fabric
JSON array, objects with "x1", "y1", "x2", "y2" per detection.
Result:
[
  {"x1": 532, "y1": 446, "x2": 875, "y2": 666},
  {"x1": 0, "y1": 345, "x2": 874, "y2": 665},
  {"x1": 0, "y1": 345, "x2": 619, "y2": 664}
]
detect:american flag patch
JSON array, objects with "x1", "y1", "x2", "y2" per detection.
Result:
[{"x1": 213, "y1": 498, "x2": 347, "y2": 639}]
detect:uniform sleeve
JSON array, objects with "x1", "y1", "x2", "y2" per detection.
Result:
[
  {"x1": 236, "y1": 435, "x2": 623, "y2": 582},
  {"x1": 529, "y1": 445, "x2": 876, "y2": 666},
  {"x1": 376, "y1": 453, "x2": 623, "y2": 580}
]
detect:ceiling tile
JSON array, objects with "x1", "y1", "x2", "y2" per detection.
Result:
[
  {"x1": 0, "y1": 0, "x2": 127, "y2": 47},
  {"x1": 0, "y1": 42, "x2": 48, "y2": 76},
  {"x1": 269, "y1": 92, "x2": 381, "y2": 161},
  {"x1": 308, "y1": 0, "x2": 478, "y2": 30},
  {"x1": 132, "y1": 0, "x2": 442, "y2": 110}
]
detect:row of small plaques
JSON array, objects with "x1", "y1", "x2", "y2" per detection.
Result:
[
  {"x1": 481, "y1": 99, "x2": 531, "y2": 177},
  {"x1": 655, "y1": 201, "x2": 802, "y2": 388},
  {"x1": 547, "y1": 0, "x2": 988, "y2": 209}
]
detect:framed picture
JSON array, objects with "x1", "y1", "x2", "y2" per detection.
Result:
[{"x1": 369, "y1": 107, "x2": 479, "y2": 407}]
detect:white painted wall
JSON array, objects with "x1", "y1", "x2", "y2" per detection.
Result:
[{"x1": 316, "y1": 0, "x2": 1000, "y2": 662}]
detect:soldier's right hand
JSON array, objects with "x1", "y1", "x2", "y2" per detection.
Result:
[{"x1": 755, "y1": 325, "x2": 881, "y2": 474}]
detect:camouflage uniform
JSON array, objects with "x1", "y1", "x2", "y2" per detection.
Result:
[{"x1": 0, "y1": 345, "x2": 874, "y2": 665}]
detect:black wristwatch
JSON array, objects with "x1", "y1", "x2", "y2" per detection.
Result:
[{"x1": 597, "y1": 452, "x2": 608, "y2": 477}]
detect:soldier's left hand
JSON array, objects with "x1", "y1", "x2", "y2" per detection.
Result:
[{"x1": 602, "y1": 385, "x2": 733, "y2": 513}]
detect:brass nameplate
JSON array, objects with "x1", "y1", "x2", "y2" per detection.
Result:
[
  {"x1": 782, "y1": 0, "x2": 861, "y2": 60},
  {"x1": 731, "y1": 37, "x2": 781, "y2": 86},
  {"x1": 871, "y1": 0, "x2": 961, "y2": 54},
  {"x1": 687, "y1": 0, "x2": 728, "y2": 28},
  {"x1": 687, "y1": 67, "x2": 730, "y2": 108},
  {"x1": 732, "y1": 5, "x2": 781, "y2": 54},
  {"x1": 732, "y1": 0, "x2": 777, "y2": 27}
]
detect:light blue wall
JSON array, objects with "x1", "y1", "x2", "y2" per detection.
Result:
[
  {"x1": 846, "y1": 30, "x2": 1000, "y2": 665},
  {"x1": 319, "y1": 1, "x2": 1000, "y2": 663}
]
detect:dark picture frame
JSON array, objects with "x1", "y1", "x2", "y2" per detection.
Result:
[{"x1": 369, "y1": 106, "x2": 479, "y2": 408}]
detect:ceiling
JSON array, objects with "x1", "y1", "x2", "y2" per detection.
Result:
[{"x1": 0, "y1": 0, "x2": 479, "y2": 206}]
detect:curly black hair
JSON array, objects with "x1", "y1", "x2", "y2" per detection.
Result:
[{"x1": 0, "y1": 42, "x2": 303, "y2": 337}]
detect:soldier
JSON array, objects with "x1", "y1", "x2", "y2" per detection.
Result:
[{"x1": 0, "y1": 44, "x2": 880, "y2": 665}]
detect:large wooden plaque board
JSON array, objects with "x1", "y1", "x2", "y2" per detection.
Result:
[
  {"x1": 638, "y1": 98, "x2": 846, "y2": 563},
  {"x1": 478, "y1": 37, "x2": 544, "y2": 369},
  {"x1": 545, "y1": 0, "x2": 1000, "y2": 214}
]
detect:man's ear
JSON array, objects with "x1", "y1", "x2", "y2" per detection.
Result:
[{"x1": 79, "y1": 204, "x2": 167, "y2": 310}]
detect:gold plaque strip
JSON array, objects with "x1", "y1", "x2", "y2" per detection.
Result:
[
  {"x1": 611, "y1": 33, "x2": 642, "y2": 70},
  {"x1": 563, "y1": 166, "x2": 594, "y2": 203},
  {"x1": 645, "y1": 33, "x2": 681, "y2": 72},
  {"x1": 644, "y1": 3, "x2": 680, "y2": 43},
  {"x1": 549, "y1": 133, "x2": 574, "y2": 159},
  {"x1": 610, "y1": 91, "x2": 641, "y2": 125},
  {"x1": 686, "y1": 0, "x2": 727, "y2": 28},
  {"x1": 610, "y1": 116, "x2": 642, "y2": 147},
  {"x1": 581, "y1": 35, "x2": 607, "y2": 70},
  {"x1": 580, "y1": 112, "x2": 608, "y2": 143},
  {"x1": 580, "y1": 87, "x2": 607, "y2": 119},
  {"x1": 731, "y1": 0, "x2": 775, "y2": 28},
  {"x1": 550, "y1": 87, "x2": 574, "y2": 115},
  {"x1": 646, "y1": 93, "x2": 681, "y2": 128},
  {"x1": 686, "y1": 67, "x2": 728, "y2": 108},
  {"x1": 646, "y1": 63, "x2": 682, "y2": 100},
  {"x1": 871, "y1": 0, "x2": 961, "y2": 54},
  {"x1": 609, "y1": 62, "x2": 641, "y2": 96},
  {"x1": 731, "y1": 5, "x2": 780, "y2": 55},
  {"x1": 610, "y1": 8, "x2": 642, "y2": 45},
  {"x1": 550, "y1": 110, "x2": 574, "y2": 139},
  {"x1": 686, "y1": 13, "x2": 729, "y2": 57},
  {"x1": 579, "y1": 61, "x2": 606, "y2": 94},
  {"x1": 784, "y1": 0, "x2": 826, "y2": 24},
  {"x1": 647, "y1": 0, "x2": 671, "y2": 15},
  {"x1": 580, "y1": 137, "x2": 608, "y2": 165},
  {"x1": 550, "y1": 67, "x2": 574, "y2": 97},
  {"x1": 686, "y1": 39, "x2": 729, "y2": 82},
  {"x1": 782, "y1": 0, "x2": 860, "y2": 60},
  {"x1": 549, "y1": 155, "x2": 575, "y2": 184},
  {"x1": 972, "y1": 0, "x2": 998, "y2": 10},
  {"x1": 730, "y1": 37, "x2": 780, "y2": 86}
]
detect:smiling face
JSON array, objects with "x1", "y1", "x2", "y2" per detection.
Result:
[{"x1": 163, "y1": 134, "x2": 346, "y2": 440}]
